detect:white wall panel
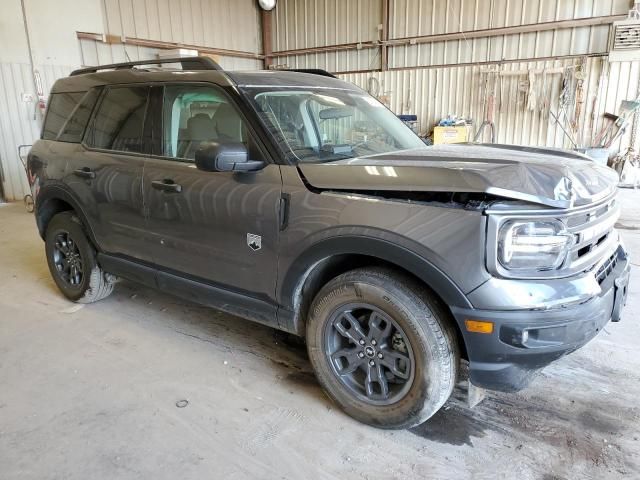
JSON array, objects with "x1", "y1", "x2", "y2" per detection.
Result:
[
  {"x1": 216, "y1": 56, "x2": 262, "y2": 71},
  {"x1": 275, "y1": 49, "x2": 382, "y2": 71},
  {"x1": 271, "y1": 0, "x2": 383, "y2": 70},
  {"x1": 273, "y1": 0, "x2": 382, "y2": 50},
  {"x1": 101, "y1": 0, "x2": 262, "y2": 54},
  {"x1": 0, "y1": 63, "x2": 73, "y2": 202},
  {"x1": 387, "y1": 0, "x2": 632, "y2": 68},
  {"x1": 273, "y1": 0, "x2": 634, "y2": 70},
  {"x1": 390, "y1": 0, "x2": 631, "y2": 37}
]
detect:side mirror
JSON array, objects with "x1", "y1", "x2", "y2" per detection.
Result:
[{"x1": 195, "y1": 142, "x2": 265, "y2": 172}]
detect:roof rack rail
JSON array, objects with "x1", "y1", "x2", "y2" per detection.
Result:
[
  {"x1": 287, "y1": 68, "x2": 337, "y2": 78},
  {"x1": 69, "y1": 56, "x2": 222, "y2": 76}
]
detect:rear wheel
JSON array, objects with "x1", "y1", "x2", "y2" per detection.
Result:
[
  {"x1": 307, "y1": 267, "x2": 458, "y2": 429},
  {"x1": 45, "y1": 212, "x2": 114, "y2": 303}
]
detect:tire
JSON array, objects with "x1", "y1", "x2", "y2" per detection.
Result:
[
  {"x1": 45, "y1": 211, "x2": 115, "y2": 303},
  {"x1": 306, "y1": 267, "x2": 459, "y2": 429}
]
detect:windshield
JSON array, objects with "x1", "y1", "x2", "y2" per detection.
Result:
[{"x1": 241, "y1": 87, "x2": 426, "y2": 163}]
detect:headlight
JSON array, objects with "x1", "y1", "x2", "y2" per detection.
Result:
[{"x1": 498, "y1": 220, "x2": 573, "y2": 272}]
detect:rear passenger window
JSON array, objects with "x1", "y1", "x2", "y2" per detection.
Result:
[
  {"x1": 163, "y1": 85, "x2": 246, "y2": 160},
  {"x1": 86, "y1": 86, "x2": 149, "y2": 153},
  {"x1": 42, "y1": 92, "x2": 85, "y2": 141}
]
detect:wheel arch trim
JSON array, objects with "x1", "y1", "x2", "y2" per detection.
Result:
[
  {"x1": 35, "y1": 183, "x2": 99, "y2": 248},
  {"x1": 278, "y1": 235, "x2": 473, "y2": 335}
]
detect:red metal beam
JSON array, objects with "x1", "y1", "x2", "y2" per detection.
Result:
[
  {"x1": 270, "y1": 14, "x2": 626, "y2": 58},
  {"x1": 76, "y1": 32, "x2": 264, "y2": 60},
  {"x1": 261, "y1": 9, "x2": 273, "y2": 68}
]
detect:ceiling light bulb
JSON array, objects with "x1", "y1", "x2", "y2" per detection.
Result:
[{"x1": 258, "y1": 0, "x2": 276, "y2": 10}]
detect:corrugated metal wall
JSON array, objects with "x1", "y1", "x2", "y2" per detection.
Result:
[
  {"x1": 102, "y1": 0, "x2": 261, "y2": 53},
  {"x1": 80, "y1": 0, "x2": 262, "y2": 69},
  {"x1": 388, "y1": 0, "x2": 630, "y2": 67},
  {"x1": 0, "y1": 63, "x2": 73, "y2": 202},
  {"x1": 340, "y1": 58, "x2": 640, "y2": 150},
  {"x1": 273, "y1": 0, "x2": 383, "y2": 71},
  {"x1": 272, "y1": 0, "x2": 640, "y2": 154},
  {"x1": 272, "y1": 0, "x2": 634, "y2": 69}
]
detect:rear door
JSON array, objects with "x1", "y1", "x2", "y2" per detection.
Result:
[
  {"x1": 142, "y1": 84, "x2": 282, "y2": 320},
  {"x1": 66, "y1": 85, "x2": 151, "y2": 261}
]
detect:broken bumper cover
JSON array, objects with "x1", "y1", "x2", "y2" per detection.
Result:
[{"x1": 451, "y1": 245, "x2": 630, "y2": 392}]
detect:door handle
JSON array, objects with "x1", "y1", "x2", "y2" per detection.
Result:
[
  {"x1": 73, "y1": 167, "x2": 96, "y2": 179},
  {"x1": 151, "y1": 179, "x2": 182, "y2": 193}
]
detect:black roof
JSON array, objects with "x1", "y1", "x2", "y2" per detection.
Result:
[
  {"x1": 226, "y1": 70, "x2": 360, "y2": 91},
  {"x1": 51, "y1": 69, "x2": 231, "y2": 93},
  {"x1": 69, "y1": 56, "x2": 222, "y2": 76},
  {"x1": 52, "y1": 56, "x2": 358, "y2": 94}
]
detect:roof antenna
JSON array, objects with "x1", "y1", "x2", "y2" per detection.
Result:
[{"x1": 123, "y1": 42, "x2": 131, "y2": 63}]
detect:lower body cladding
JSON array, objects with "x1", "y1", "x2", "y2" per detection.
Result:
[{"x1": 451, "y1": 244, "x2": 631, "y2": 392}]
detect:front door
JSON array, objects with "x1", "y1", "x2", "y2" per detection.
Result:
[{"x1": 142, "y1": 84, "x2": 282, "y2": 323}]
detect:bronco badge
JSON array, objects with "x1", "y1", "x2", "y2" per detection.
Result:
[{"x1": 247, "y1": 233, "x2": 262, "y2": 251}]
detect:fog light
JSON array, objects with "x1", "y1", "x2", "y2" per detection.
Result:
[{"x1": 465, "y1": 319, "x2": 494, "y2": 334}]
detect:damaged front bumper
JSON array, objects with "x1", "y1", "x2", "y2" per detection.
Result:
[{"x1": 451, "y1": 244, "x2": 630, "y2": 393}]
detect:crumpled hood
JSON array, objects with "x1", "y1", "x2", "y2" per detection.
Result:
[{"x1": 298, "y1": 144, "x2": 619, "y2": 209}]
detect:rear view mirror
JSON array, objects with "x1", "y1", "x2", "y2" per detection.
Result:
[
  {"x1": 195, "y1": 142, "x2": 265, "y2": 172},
  {"x1": 319, "y1": 107, "x2": 353, "y2": 121}
]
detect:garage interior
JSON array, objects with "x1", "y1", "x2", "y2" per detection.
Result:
[{"x1": 1, "y1": 0, "x2": 640, "y2": 479}]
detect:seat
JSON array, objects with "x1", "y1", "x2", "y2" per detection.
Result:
[
  {"x1": 179, "y1": 113, "x2": 216, "y2": 159},
  {"x1": 212, "y1": 104, "x2": 243, "y2": 142}
]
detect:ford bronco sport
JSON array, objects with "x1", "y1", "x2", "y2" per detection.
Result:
[{"x1": 28, "y1": 57, "x2": 630, "y2": 429}]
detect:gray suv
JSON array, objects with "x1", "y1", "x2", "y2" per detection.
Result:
[{"x1": 28, "y1": 57, "x2": 630, "y2": 429}]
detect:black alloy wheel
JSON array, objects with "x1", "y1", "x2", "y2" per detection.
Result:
[
  {"x1": 51, "y1": 231, "x2": 84, "y2": 287},
  {"x1": 45, "y1": 211, "x2": 115, "y2": 303},
  {"x1": 324, "y1": 303, "x2": 415, "y2": 405},
  {"x1": 307, "y1": 267, "x2": 459, "y2": 428}
]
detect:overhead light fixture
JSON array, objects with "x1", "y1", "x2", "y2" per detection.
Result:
[{"x1": 258, "y1": 0, "x2": 276, "y2": 10}]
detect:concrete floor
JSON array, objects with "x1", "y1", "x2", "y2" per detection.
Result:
[{"x1": 1, "y1": 190, "x2": 640, "y2": 480}]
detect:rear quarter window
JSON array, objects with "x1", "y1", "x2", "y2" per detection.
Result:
[
  {"x1": 57, "y1": 89, "x2": 100, "y2": 142},
  {"x1": 42, "y1": 90, "x2": 99, "y2": 143}
]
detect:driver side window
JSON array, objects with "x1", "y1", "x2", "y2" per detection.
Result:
[{"x1": 163, "y1": 85, "x2": 246, "y2": 161}]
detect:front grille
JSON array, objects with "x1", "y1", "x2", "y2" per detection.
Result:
[
  {"x1": 564, "y1": 196, "x2": 619, "y2": 272},
  {"x1": 595, "y1": 252, "x2": 618, "y2": 285},
  {"x1": 486, "y1": 192, "x2": 620, "y2": 280}
]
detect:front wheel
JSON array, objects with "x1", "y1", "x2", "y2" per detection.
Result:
[{"x1": 306, "y1": 267, "x2": 459, "y2": 429}]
